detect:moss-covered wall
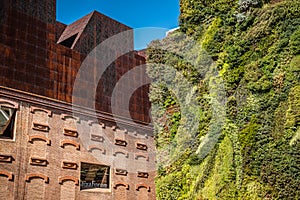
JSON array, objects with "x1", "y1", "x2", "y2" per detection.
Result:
[{"x1": 147, "y1": 0, "x2": 300, "y2": 199}]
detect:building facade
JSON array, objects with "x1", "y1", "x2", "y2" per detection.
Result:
[{"x1": 0, "y1": 0, "x2": 155, "y2": 199}]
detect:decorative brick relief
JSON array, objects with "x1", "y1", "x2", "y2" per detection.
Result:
[
  {"x1": 113, "y1": 182, "x2": 129, "y2": 190},
  {"x1": 60, "y1": 140, "x2": 80, "y2": 150},
  {"x1": 30, "y1": 157, "x2": 48, "y2": 166},
  {"x1": 0, "y1": 170, "x2": 14, "y2": 181},
  {"x1": 28, "y1": 135, "x2": 51, "y2": 145},
  {"x1": 116, "y1": 129, "x2": 128, "y2": 134},
  {"x1": 115, "y1": 168, "x2": 128, "y2": 176},
  {"x1": 111, "y1": 126, "x2": 117, "y2": 131},
  {"x1": 63, "y1": 129, "x2": 78, "y2": 138},
  {"x1": 30, "y1": 106, "x2": 52, "y2": 117},
  {"x1": 0, "y1": 155, "x2": 13, "y2": 163},
  {"x1": 136, "y1": 142, "x2": 148, "y2": 151},
  {"x1": 61, "y1": 114, "x2": 80, "y2": 123},
  {"x1": 88, "y1": 146, "x2": 106, "y2": 154},
  {"x1": 25, "y1": 173, "x2": 49, "y2": 183},
  {"x1": 134, "y1": 153, "x2": 149, "y2": 161},
  {"x1": 115, "y1": 139, "x2": 127, "y2": 147},
  {"x1": 0, "y1": 99, "x2": 19, "y2": 109},
  {"x1": 32, "y1": 123, "x2": 50, "y2": 132},
  {"x1": 113, "y1": 150, "x2": 129, "y2": 158},
  {"x1": 91, "y1": 134, "x2": 104, "y2": 142},
  {"x1": 58, "y1": 176, "x2": 79, "y2": 185},
  {"x1": 137, "y1": 172, "x2": 149, "y2": 178},
  {"x1": 133, "y1": 131, "x2": 149, "y2": 139},
  {"x1": 88, "y1": 120, "x2": 105, "y2": 128},
  {"x1": 62, "y1": 161, "x2": 78, "y2": 170},
  {"x1": 136, "y1": 184, "x2": 151, "y2": 192}
]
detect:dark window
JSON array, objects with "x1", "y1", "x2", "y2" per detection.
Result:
[
  {"x1": 80, "y1": 163, "x2": 110, "y2": 190},
  {"x1": 58, "y1": 33, "x2": 78, "y2": 48},
  {"x1": 0, "y1": 106, "x2": 16, "y2": 139}
]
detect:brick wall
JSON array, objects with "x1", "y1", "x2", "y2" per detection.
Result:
[{"x1": 0, "y1": 93, "x2": 155, "y2": 200}]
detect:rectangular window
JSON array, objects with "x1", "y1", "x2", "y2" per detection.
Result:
[
  {"x1": 80, "y1": 163, "x2": 110, "y2": 190},
  {"x1": 0, "y1": 106, "x2": 16, "y2": 139}
]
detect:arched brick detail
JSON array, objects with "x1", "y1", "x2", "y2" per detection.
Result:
[
  {"x1": 115, "y1": 139, "x2": 127, "y2": 147},
  {"x1": 60, "y1": 140, "x2": 80, "y2": 150},
  {"x1": 58, "y1": 176, "x2": 79, "y2": 185},
  {"x1": 63, "y1": 129, "x2": 78, "y2": 138},
  {"x1": 113, "y1": 182, "x2": 129, "y2": 190},
  {"x1": 25, "y1": 173, "x2": 49, "y2": 183},
  {"x1": 115, "y1": 168, "x2": 128, "y2": 176},
  {"x1": 0, "y1": 170, "x2": 14, "y2": 181},
  {"x1": 136, "y1": 142, "x2": 148, "y2": 151},
  {"x1": 136, "y1": 184, "x2": 150, "y2": 192},
  {"x1": 133, "y1": 132, "x2": 150, "y2": 139},
  {"x1": 134, "y1": 153, "x2": 149, "y2": 161},
  {"x1": 88, "y1": 146, "x2": 106, "y2": 154},
  {"x1": 30, "y1": 157, "x2": 48, "y2": 166},
  {"x1": 32, "y1": 123, "x2": 50, "y2": 132},
  {"x1": 0, "y1": 98, "x2": 19, "y2": 109},
  {"x1": 87, "y1": 120, "x2": 106, "y2": 128},
  {"x1": 137, "y1": 172, "x2": 149, "y2": 178},
  {"x1": 62, "y1": 161, "x2": 78, "y2": 170},
  {"x1": 0, "y1": 154, "x2": 13, "y2": 163},
  {"x1": 113, "y1": 150, "x2": 129, "y2": 158},
  {"x1": 61, "y1": 114, "x2": 80, "y2": 123},
  {"x1": 28, "y1": 135, "x2": 51, "y2": 145},
  {"x1": 116, "y1": 128, "x2": 128, "y2": 134},
  {"x1": 30, "y1": 106, "x2": 52, "y2": 117},
  {"x1": 91, "y1": 134, "x2": 104, "y2": 142}
]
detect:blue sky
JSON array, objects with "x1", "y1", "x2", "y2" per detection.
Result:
[{"x1": 56, "y1": 0, "x2": 180, "y2": 50}]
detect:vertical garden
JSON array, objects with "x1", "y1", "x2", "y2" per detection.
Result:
[{"x1": 147, "y1": 0, "x2": 300, "y2": 199}]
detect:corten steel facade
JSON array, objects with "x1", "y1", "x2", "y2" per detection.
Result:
[{"x1": 0, "y1": 0, "x2": 155, "y2": 199}]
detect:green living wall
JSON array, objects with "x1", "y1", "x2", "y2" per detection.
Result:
[{"x1": 147, "y1": 0, "x2": 300, "y2": 199}]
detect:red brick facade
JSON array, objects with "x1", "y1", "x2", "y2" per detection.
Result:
[{"x1": 0, "y1": 0, "x2": 155, "y2": 199}]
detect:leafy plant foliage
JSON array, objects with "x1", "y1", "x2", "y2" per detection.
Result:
[{"x1": 147, "y1": 0, "x2": 300, "y2": 199}]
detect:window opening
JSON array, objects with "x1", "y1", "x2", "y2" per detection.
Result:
[
  {"x1": 0, "y1": 106, "x2": 16, "y2": 139},
  {"x1": 58, "y1": 33, "x2": 78, "y2": 48},
  {"x1": 80, "y1": 163, "x2": 110, "y2": 190}
]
